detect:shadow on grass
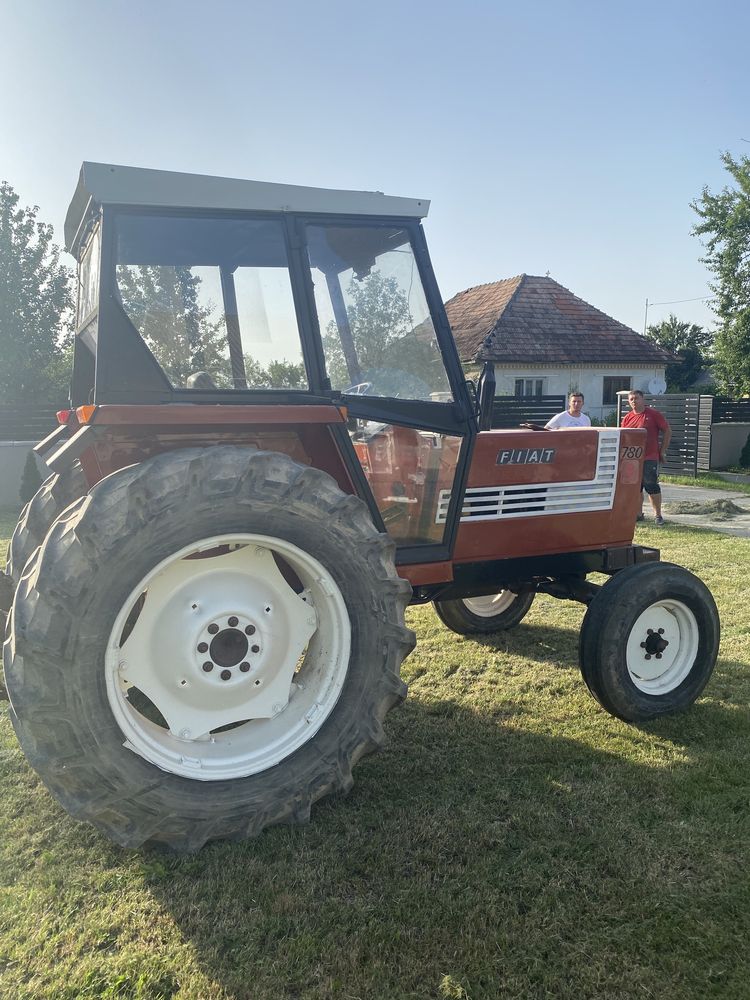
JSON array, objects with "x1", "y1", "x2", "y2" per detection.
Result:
[
  {"x1": 2, "y1": 685, "x2": 750, "y2": 999},
  {"x1": 468, "y1": 621, "x2": 582, "y2": 670},
  {"x1": 76, "y1": 699, "x2": 750, "y2": 997}
]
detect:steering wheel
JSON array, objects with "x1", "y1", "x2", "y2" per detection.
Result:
[{"x1": 343, "y1": 381, "x2": 373, "y2": 396}]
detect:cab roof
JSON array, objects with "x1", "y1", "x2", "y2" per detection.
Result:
[{"x1": 65, "y1": 161, "x2": 430, "y2": 254}]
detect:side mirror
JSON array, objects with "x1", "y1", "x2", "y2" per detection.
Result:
[{"x1": 476, "y1": 361, "x2": 496, "y2": 431}]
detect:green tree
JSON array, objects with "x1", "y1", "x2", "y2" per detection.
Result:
[
  {"x1": 243, "y1": 354, "x2": 306, "y2": 388},
  {"x1": 0, "y1": 181, "x2": 73, "y2": 403},
  {"x1": 692, "y1": 153, "x2": 750, "y2": 395},
  {"x1": 117, "y1": 266, "x2": 308, "y2": 390},
  {"x1": 644, "y1": 313, "x2": 713, "y2": 391},
  {"x1": 117, "y1": 264, "x2": 231, "y2": 387},
  {"x1": 264, "y1": 359, "x2": 306, "y2": 388},
  {"x1": 323, "y1": 270, "x2": 444, "y2": 396},
  {"x1": 19, "y1": 451, "x2": 42, "y2": 504}
]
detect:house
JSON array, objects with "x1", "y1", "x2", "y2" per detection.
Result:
[{"x1": 444, "y1": 274, "x2": 678, "y2": 420}]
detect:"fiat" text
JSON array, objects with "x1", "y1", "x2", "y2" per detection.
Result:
[{"x1": 496, "y1": 448, "x2": 556, "y2": 465}]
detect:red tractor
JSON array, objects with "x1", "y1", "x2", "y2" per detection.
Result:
[{"x1": 2, "y1": 163, "x2": 719, "y2": 850}]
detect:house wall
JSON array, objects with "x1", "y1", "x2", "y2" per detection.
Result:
[{"x1": 481, "y1": 363, "x2": 667, "y2": 422}]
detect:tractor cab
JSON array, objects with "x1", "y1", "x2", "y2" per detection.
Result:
[{"x1": 65, "y1": 162, "x2": 476, "y2": 559}]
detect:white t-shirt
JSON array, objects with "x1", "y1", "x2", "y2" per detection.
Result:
[{"x1": 545, "y1": 410, "x2": 592, "y2": 429}]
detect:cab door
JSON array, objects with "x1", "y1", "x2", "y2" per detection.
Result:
[{"x1": 299, "y1": 219, "x2": 475, "y2": 565}]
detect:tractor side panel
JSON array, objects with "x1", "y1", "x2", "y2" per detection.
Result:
[
  {"x1": 452, "y1": 427, "x2": 645, "y2": 562},
  {"x1": 78, "y1": 424, "x2": 356, "y2": 497}
]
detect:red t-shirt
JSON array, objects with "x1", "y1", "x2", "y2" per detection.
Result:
[{"x1": 622, "y1": 406, "x2": 668, "y2": 461}]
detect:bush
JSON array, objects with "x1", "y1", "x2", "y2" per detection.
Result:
[
  {"x1": 19, "y1": 451, "x2": 42, "y2": 505},
  {"x1": 590, "y1": 410, "x2": 619, "y2": 427}
]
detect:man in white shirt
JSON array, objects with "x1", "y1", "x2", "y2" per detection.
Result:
[{"x1": 545, "y1": 392, "x2": 591, "y2": 429}]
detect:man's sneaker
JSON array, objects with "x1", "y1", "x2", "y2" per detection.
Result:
[{"x1": 654, "y1": 515, "x2": 665, "y2": 526}]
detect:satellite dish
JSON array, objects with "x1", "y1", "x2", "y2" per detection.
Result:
[{"x1": 648, "y1": 376, "x2": 667, "y2": 395}]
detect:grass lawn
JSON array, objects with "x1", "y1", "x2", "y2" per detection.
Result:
[
  {"x1": 662, "y1": 471, "x2": 750, "y2": 495},
  {"x1": 1, "y1": 520, "x2": 749, "y2": 999}
]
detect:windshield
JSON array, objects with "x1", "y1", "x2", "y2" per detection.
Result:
[
  {"x1": 114, "y1": 214, "x2": 307, "y2": 390},
  {"x1": 306, "y1": 225, "x2": 452, "y2": 402}
]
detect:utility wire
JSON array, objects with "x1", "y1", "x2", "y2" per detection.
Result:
[
  {"x1": 643, "y1": 294, "x2": 712, "y2": 335},
  {"x1": 649, "y1": 295, "x2": 712, "y2": 306}
]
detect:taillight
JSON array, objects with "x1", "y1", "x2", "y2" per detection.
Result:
[{"x1": 56, "y1": 409, "x2": 73, "y2": 424}]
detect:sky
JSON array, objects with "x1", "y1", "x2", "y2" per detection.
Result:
[{"x1": 2, "y1": 0, "x2": 749, "y2": 335}]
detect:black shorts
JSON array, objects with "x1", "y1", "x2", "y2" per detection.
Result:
[{"x1": 642, "y1": 459, "x2": 660, "y2": 495}]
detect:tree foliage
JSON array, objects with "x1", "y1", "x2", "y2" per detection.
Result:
[
  {"x1": 644, "y1": 313, "x2": 712, "y2": 391},
  {"x1": 692, "y1": 153, "x2": 750, "y2": 395},
  {"x1": 117, "y1": 265, "x2": 306, "y2": 389},
  {"x1": 0, "y1": 181, "x2": 73, "y2": 404},
  {"x1": 323, "y1": 271, "x2": 444, "y2": 397},
  {"x1": 19, "y1": 451, "x2": 42, "y2": 504},
  {"x1": 117, "y1": 264, "x2": 230, "y2": 386}
]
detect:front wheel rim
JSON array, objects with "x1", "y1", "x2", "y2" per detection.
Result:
[
  {"x1": 105, "y1": 533, "x2": 351, "y2": 781},
  {"x1": 462, "y1": 592, "x2": 517, "y2": 617},
  {"x1": 625, "y1": 598, "x2": 699, "y2": 695}
]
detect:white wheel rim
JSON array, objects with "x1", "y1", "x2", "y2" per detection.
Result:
[
  {"x1": 105, "y1": 533, "x2": 351, "y2": 781},
  {"x1": 625, "y1": 599, "x2": 699, "y2": 695},
  {"x1": 462, "y1": 592, "x2": 517, "y2": 617}
]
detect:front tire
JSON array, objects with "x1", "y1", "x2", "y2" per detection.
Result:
[
  {"x1": 4, "y1": 447, "x2": 414, "y2": 850},
  {"x1": 433, "y1": 590, "x2": 535, "y2": 635},
  {"x1": 579, "y1": 562, "x2": 719, "y2": 722}
]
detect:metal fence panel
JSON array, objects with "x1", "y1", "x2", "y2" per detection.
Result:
[
  {"x1": 0, "y1": 405, "x2": 63, "y2": 443},
  {"x1": 491, "y1": 395, "x2": 566, "y2": 429},
  {"x1": 712, "y1": 399, "x2": 750, "y2": 422},
  {"x1": 617, "y1": 393, "x2": 701, "y2": 476}
]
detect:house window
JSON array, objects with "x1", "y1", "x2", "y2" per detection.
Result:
[
  {"x1": 514, "y1": 378, "x2": 544, "y2": 397},
  {"x1": 603, "y1": 376, "x2": 631, "y2": 405}
]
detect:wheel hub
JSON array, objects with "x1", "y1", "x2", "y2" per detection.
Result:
[
  {"x1": 639, "y1": 627, "x2": 669, "y2": 659},
  {"x1": 625, "y1": 599, "x2": 699, "y2": 693},
  {"x1": 195, "y1": 613, "x2": 261, "y2": 679}
]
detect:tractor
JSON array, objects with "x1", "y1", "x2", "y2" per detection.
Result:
[{"x1": 1, "y1": 162, "x2": 720, "y2": 850}]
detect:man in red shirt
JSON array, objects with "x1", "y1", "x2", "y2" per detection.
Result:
[{"x1": 622, "y1": 389, "x2": 672, "y2": 524}]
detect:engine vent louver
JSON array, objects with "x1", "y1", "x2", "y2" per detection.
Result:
[{"x1": 437, "y1": 430, "x2": 620, "y2": 523}]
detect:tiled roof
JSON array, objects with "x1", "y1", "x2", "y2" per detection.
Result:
[{"x1": 445, "y1": 274, "x2": 678, "y2": 365}]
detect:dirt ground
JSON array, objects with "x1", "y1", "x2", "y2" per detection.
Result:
[{"x1": 654, "y1": 483, "x2": 750, "y2": 537}]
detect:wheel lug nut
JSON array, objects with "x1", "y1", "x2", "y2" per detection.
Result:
[
  {"x1": 228, "y1": 616, "x2": 238, "y2": 627},
  {"x1": 208, "y1": 623, "x2": 219, "y2": 634},
  {"x1": 647, "y1": 629, "x2": 654, "y2": 635},
  {"x1": 240, "y1": 661, "x2": 250, "y2": 672},
  {"x1": 202, "y1": 661, "x2": 214, "y2": 672},
  {"x1": 644, "y1": 654, "x2": 652, "y2": 660},
  {"x1": 640, "y1": 641, "x2": 647, "y2": 649},
  {"x1": 655, "y1": 653, "x2": 662, "y2": 659},
  {"x1": 245, "y1": 625, "x2": 256, "y2": 635},
  {"x1": 658, "y1": 628, "x2": 665, "y2": 634},
  {"x1": 251, "y1": 644, "x2": 260, "y2": 653},
  {"x1": 197, "y1": 642, "x2": 208, "y2": 653},
  {"x1": 220, "y1": 669, "x2": 232, "y2": 681}
]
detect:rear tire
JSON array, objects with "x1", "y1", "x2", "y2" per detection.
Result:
[
  {"x1": 5, "y1": 462, "x2": 87, "y2": 588},
  {"x1": 433, "y1": 590, "x2": 535, "y2": 635},
  {"x1": 4, "y1": 447, "x2": 414, "y2": 851},
  {"x1": 579, "y1": 562, "x2": 719, "y2": 722}
]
